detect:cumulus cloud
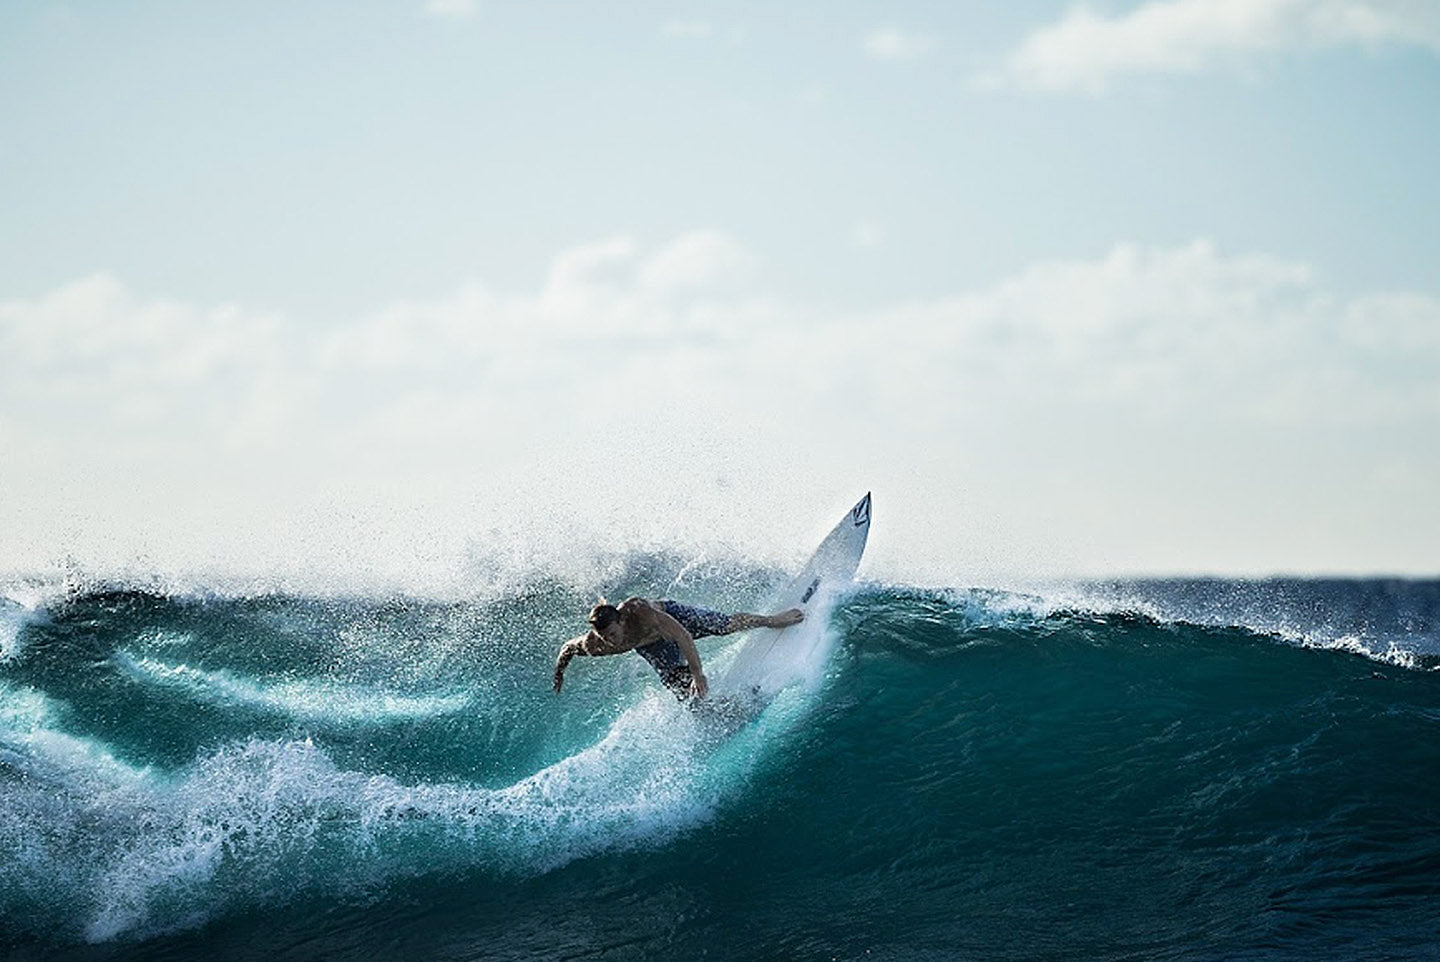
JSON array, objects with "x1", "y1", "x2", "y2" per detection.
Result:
[
  {"x1": 0, "y1": 273, "x2": 297, "y2": 441},
  {"x1": 851, "y1": 221, "x2": 885, "y2": 250},
  {"x1": 5, "y1": 237, "x2": 1434, "y2": 448},
  {"x1": 863, "y1": 27, "x2": 936, "y2": 62},
  {"x1": 3, "y1": 234, "x2": 1437, "y2": 579},
  {"x1": 662, "y1": 20, "x2": 713, "y2": 40},
  {"x1": 851, "y1": 240, "x2": 1437, "y2": 425},
  {"x1": 635, "y1": 230, "x2": 759, "y2": 296},
  {"x1": 422, "y1": 0, "x2": 477, "y2": 21},
  {"x1": 661, "y1": 20, "x2": 747, "y2": 43},
  {"x1": 5, "y1": 236, "x2": 1435, "y2": 450},
  {"x1": 995, "y1": 0, "x2": 1440, "y2": 92}
]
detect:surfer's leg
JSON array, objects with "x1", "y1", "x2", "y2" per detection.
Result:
[
  {"x1": 657, "y1": 601, "x2": 731, "y2": 639},
  {"x1": 659, "y1": 600, "x2": 803, "y2": 637}
]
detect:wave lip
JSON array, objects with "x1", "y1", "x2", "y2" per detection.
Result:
[
  {"x1": 0, "y1": 586, "x2": 56, "y2": 663},
  {"x1": 1298, "y1": 632, "x2": 1429, "y2": 670},
  {"x1": 1009, "y1": 577, "x2": 1440, "y2": 671}
]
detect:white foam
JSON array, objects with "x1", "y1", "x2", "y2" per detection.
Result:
[
  {"x1": 1300, "y1": 633, "x2": 1427, "y2": 671},
  {"x1": 0, "y1": 701, "x2": 772, "y2": 943},
  {"x1": 111, "y1": 651, "x2": 473, "y2": 725},
  {"x1": 0, "y1": 680, "x2": 155, "y2": 788},
  {"x1": 972, "y1": 581, "x2": 1437, "y2": 672},
  {"x1": 131, "y1": 627, "x2": 195, "y2": 649},
  {"x1": 0, "y1": 582, "x2": 56, "y2": 662},
  {"x1": 0, "y1": 595, "x2": 839, "y2": 944},
  {"x1": 0, "y1": 679, "x2": 53, "y2": 733},
  {"x1": 69, "y1": 694, "x2": 727, "y2": 941}
]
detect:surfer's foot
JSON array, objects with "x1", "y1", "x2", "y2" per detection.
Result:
[
  {"x1": 766, "y1": 608, "x2": 803, "y2": 628},
  {"x1": 724, "y1": 609, "x2": 804, "y2": 633}
]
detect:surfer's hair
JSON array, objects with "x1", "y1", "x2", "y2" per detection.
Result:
[{"x1": 588, "y1": 603, "x2": 621, "y2": 632}]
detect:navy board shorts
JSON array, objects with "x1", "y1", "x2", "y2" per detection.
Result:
[{"x1": 634, "y1": 600, "x2": 731, "y2": 698}]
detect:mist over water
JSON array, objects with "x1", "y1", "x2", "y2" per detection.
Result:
[{"x1": 2, "y1": 559, "x2": 1438, "y2": 961}]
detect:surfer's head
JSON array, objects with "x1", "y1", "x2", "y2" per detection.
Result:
[
  {"x1": 587, "y1": 603, "x2": 620, "y2": 631},
  {"x1": 587, "y1": 603, "x2": 623, "y2": 645}
]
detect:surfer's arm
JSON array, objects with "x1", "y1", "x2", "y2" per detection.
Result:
[
  {"x1": 653, "y1": 610, "x2": 708, "y2": 698},
  {"x1": 552, "y1": 636, "x2": 588, "y2": 693}
]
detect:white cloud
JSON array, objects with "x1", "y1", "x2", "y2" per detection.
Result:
[
  {"x1": 997, "y1": 0, "x2": 1440, "y2": 93},
  {"x1": 863, "y1": 27, "x2": 936, "y2": 62},
  {"x1": 0, "y1": 273, "x2": 296, "y2": 441},
  {"x1": 423, "y1": 0, "x2": 477, "y2": 22},
  {"x1": 797, "y1": 83, "x2": 829, "y2": 106},
  {"x1": 635, "y1": 230, "x2": 758, "y2": 296},
  {"x1": 662, "y1": 20, "x2": 747, "y2": 43},
  {"x1": 860, "y1": 241, "x2": 1331, "y2": 416},
  {"x1": 851, "y1": 221, "x2": 885, "y2": 250},
  {"x1": 663, "y1": 20, "x2": 713, "y2": 40},
  {"x1": 543, "y1": 236, "x2": 639, "y2": 296},
  {"x1": 3, "y1": 236, "x2": 1437, "y2": 580}
]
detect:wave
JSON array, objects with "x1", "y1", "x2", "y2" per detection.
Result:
[
  {"x1": 0, "y1": 693, "x2": 753, "y2": 943},
  {"x1": 2, "y1": 572, "x2": 1439, "y2": 956},
  {"x1": 110, "y1": 651, "x2": 474, "y2": 727},
  {"x1": 0, "y1": 583, "x2": 58, "y2": 663}
]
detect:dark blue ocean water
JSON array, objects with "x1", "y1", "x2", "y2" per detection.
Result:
[{"x1": 2, "y1": 566, "x2": 1438, "y2": 961}]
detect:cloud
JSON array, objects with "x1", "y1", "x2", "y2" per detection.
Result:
[
  {"x1": 635, "y1": 230, "x2": 758, "y2": 296},
  {"x1": 859, "y1": 241, "x2": 1375, "y2": 420},
  {"x1": 996, "y1": 0, "x2": 1440, "y2": 92},
  {"x1": 0, "y1": 273, "x2": 297, "y2": 441},
  {"x1": 662, "y1": 20, "x2": 713, "y2": 40},
  {"x1": 423, "y1": 0, "x2": 477, "y2": 21},
  {"x1": 318, "y1": 231, "x2": 764, "y2": 383},
  {"x1": 797, "y1": 83, "x2": 829, "y2": 106},
  {"x1": 661, "y1": 20, "x2": 747, "y2": 43},
  {"x1": 3, "y1": 235, "x2": 1437, "y2": 579},
  {"x1": 863, "y1": 27, "x2": 936, "y2": 62},
  {"x1": 7, "y1": 239, "x2": 1419, "y2": 443},
  {"x1": 851, "y1": 221, "x2": 885, "y2": 250}
]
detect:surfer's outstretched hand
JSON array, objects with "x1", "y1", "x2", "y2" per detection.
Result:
[
  {"x1": 690, "y1": 670, "x2": 710, "y2": 699},
  {"x1": 774, "y1": 608, "x2": 803, "y2": 628},
  {"x1": 553, "y1": 639, "x2": 583, "y2": 693}
]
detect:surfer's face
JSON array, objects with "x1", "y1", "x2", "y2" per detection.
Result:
[{"x1": 582, "y1": 624, "x2": 624, "y2": 654}]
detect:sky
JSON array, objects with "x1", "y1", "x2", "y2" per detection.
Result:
[{"x1": 1, "y1": 0, "x2": 1438, "y2": 588}]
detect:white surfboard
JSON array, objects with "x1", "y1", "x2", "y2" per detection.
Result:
[{"x1": 717, "y1": 493, "x2": 871, "y2": 697}]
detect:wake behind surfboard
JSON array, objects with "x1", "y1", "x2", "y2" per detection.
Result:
[{"x1": 714, "y1": 492, "x2": 871, "y2": 701}]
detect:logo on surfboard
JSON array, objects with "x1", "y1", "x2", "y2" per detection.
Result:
[{"x1": 852, "y1": 494, "x2": 871, "y2": 527}]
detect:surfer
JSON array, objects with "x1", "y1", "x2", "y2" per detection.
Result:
[{"x1": 552, "y1": 599, "x2": 803, "y2": 700}]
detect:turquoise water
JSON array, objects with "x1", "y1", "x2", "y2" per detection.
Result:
[{"x1": 2, "y1": 566, "x2": 1439, "y2": 960}]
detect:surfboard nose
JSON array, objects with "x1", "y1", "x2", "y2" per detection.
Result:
[{"x1": 852, "y1": 492, "x2": 871, "y2": 527}]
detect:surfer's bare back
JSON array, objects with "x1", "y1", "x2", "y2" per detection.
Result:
[{"x1": 552, "y1": 598, "x2": 803, "y2": 700}]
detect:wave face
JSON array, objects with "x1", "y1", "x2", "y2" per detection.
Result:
[{"x1": 2, "y1": 570, "x2": 1439, "y2": 961}]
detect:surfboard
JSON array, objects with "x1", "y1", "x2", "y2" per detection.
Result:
[{"x1": 717, "y1": 492, "x2": 871, "y2": 698}]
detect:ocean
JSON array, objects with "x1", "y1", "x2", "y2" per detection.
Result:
[{"x1": 2, "y1": 562, "x2": 1438, "y2": 961}]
